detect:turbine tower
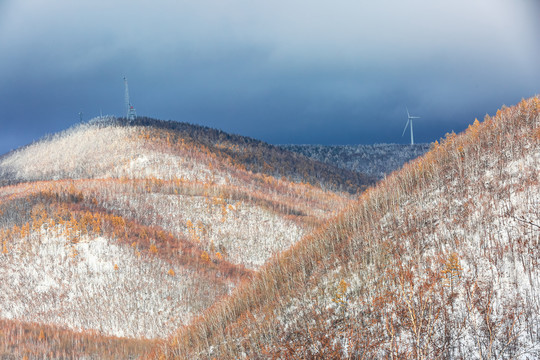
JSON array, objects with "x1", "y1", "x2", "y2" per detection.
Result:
[
  {"x1": 402, "y1": 107, "x2": 420, "y2": 145},
  {"x1": 124, "y1": 76, "x2": 137, "y2": 121}
]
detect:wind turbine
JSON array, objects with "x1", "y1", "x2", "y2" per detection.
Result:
[{"x1": 402, "y1": 107, "x2": 420, "y2": 145}]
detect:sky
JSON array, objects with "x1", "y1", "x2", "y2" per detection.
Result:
[{"x1": 1, "y1": 0, "x2": 539, "y2": 155}]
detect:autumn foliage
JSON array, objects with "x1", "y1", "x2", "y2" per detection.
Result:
[{"x1": 0, "y1": 319, "x2": 154, "y2": 359}]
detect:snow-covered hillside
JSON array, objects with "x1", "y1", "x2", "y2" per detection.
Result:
[
  {"x1": 0, "y1": 116, "x2": 354, "y2": 354},
  {"x1": 162, "y1": 98, "x2": 540, "y2": 359},
  {"x1": 97, "y1": 192, "x2": 304, "y2": 269},
  {"x1": 282, "y1": 143, "x2": 431, "y2": 179},
  {"x1": 0, "y1": 119, "x2": 226, "y2": 184},
  {"x1": 0, "y1": 230, "x2": 200, "y2": 338},
  {"x1": 0, "y1": 117, "x2": 373, "y2": 191}
]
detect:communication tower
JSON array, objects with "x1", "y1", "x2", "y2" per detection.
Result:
[{"x1": 124, "y1": 76, "x2": 137, "y2": 121}]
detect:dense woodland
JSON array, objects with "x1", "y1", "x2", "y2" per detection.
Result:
[
  {"x1": 282, "y1": 143, "x2": 431, "y2": 179},
  {"x1": 0, "y1": 319, "x2": 154, "y2": 359}
]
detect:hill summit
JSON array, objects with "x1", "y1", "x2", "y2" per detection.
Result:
[{"x1": 0, "y1": 116, "x2": 374, "y2": 192}]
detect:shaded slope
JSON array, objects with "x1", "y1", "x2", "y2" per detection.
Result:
[
  {"x1": 159, "y1": 97, "x2": 540, "y2": 359},
  {"x1": 121, "y1": 117, "x2": 376, "y2": 193}
]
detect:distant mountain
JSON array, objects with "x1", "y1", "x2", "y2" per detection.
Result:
[
  {"x1": 160, "y1": 97, "x2": 540, "y2": 359},
  {"x1": 282, "y1": 143, "x2": 431, "y2": 179},
  {"x1": 0, "y1": 117, "x2": 361, "y2": 357}
]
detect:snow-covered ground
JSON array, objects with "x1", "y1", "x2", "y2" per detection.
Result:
[
  {"x1": 98, "y1": 192, "x2": 304, "y2": 269},
  {"x1": 297, "y1": 149, "x2": 540, "y2": 358},
  {"x1": 0, "y1": 226, "x2": 215, "y2": 338},
  {"x1": 0, "y1": 117, "x2": 351, "y2": 343},
  {"x1": 269, "y1": 118, "x2": 540, "y2": 358},
  {"x1": 0, "y1": 121, "x2": 228, "y2": 184}
]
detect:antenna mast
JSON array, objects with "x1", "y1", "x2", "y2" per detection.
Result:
[{"x1": 124, "y1": 76, "x2": 137, "y2": 121}]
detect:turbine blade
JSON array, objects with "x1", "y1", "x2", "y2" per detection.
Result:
[
  {"x1": 402, "y1": 119, "x2": 410, "y2": 137},
  {"x1": 406, "y1": 107, "x2": 410, "y2": 118}
]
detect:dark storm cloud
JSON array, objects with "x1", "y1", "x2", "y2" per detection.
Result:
[{"x1": 1, "y1": 0, "x2": 539, "y2": 155}]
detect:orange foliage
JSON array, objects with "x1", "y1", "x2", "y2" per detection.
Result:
[
  {"x1": 157, "y1": 96, "x2": 540, "y2": 359},
  {"x1": 0, "y1": 319, "x2": 154, "y2": 359}
]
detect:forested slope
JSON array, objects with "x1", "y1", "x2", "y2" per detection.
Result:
[
  {"x1": 123, "y1": 117, "x2": 376, "y2": 192},
  {"x1": 0, "y1": 117, "x2": 358, "y2": 358},
  {"x1": 159, "y1": 97, "x2": 540, "y2": 359}
]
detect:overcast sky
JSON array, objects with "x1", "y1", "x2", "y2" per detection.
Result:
[{"x1": 1, "y1": 0, "x2": 539, "y2": 155}]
